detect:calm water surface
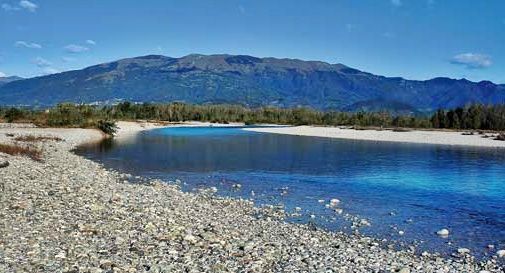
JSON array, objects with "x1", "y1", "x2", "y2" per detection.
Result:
[{"x1": 75, "y1": 126, "x2": 505, "y2": 258}]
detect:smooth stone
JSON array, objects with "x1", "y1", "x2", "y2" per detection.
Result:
[
  {"x1": 497, "y1": 249, "x2": 505, "y2": 258},
  {"x1": 398, "y1": 268, "x2": 410, "y2": 273},
  {"x1": 0, "y1": 160, "x2": 9, "y2": 168},
  {"x1": 436, "y1": 228, "x2": 449, "y2": 237},
  {"x1": 184, "y1": 234, "x2": 197, "y2": 244},
  {"x1": 329, "y1": 198, "x2": 340, "y2": 207},
  {"x1": 457, "y1": 248, "x2": 470, "y2": 255}
]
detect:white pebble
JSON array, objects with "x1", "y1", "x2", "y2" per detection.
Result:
[
  {"x1": 497, "y1": 249, "x2": 505, "y2": 258},
  {"x1": 330, "y1": 198, "x2": 340, "y2": 207},
  {"x1": 436, "y1": 228, "x2": 449, "y2": 237},
  {"x1": 457, "y1": 248, "x2": 470, "y2": 255}
]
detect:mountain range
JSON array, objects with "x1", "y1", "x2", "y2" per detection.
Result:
[
  {"x1": 0, "y1": 54, "x2": 504, "y2": 113},
  {"x1": 0, "y1": 76, "x2": 23, "y2": 87}
]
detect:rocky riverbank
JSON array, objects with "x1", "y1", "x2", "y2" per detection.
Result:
[{"x1": 0, "y1": 123, "x2": 503, "y2": 272}]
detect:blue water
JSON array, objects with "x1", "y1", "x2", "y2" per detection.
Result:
[{"x1": 75, "y1": 126, "x2": 505, "y2": 258}]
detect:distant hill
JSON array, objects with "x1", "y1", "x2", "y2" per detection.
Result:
[
  {"x1": 0, "y1": 54, "x2": 504, "y2": 113},
  {"x1": 0, "y1": 76, "x2": 23, "y2": 87}
]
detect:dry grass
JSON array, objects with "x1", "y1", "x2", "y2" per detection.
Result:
[
  {"x1": 13, "y1": 135, "x2": 63, "y2": 142},
  {"x1": 0, "y1": 143, "x2": 42, "y2": 161}
]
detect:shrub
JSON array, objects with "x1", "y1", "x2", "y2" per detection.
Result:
[
  {"x1": 97, "y1": 120, "x2": 118, "y2": 136},
  {"x1": 4, "y1": 108, "x2": 24, "y2": 123}
]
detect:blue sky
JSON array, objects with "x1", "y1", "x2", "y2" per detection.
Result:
[{"x1": 0, "y1": 0, "x2": 504, "y2": 83}]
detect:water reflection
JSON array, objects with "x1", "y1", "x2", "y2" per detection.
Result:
[{"x1": 75, "y1": 126, "x2": 505, "y2": 258}]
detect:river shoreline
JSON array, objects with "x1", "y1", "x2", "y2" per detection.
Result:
[
  {"x1": 0, "y1": 122, "x2": 503, "y2": 272},
  {"x1": 244, "y1": 126, "x2": 505, "y2": 148}
]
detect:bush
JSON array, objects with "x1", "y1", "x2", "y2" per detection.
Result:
[
  {"x1": 4, "y1": 108, "x2": 24, "y2": 123},
  {"x1": 97, "y1": 120, "x2": 118, "y2": 136}
]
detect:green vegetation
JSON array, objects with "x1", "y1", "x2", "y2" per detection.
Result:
[{"x1": 2, "y1": 102, "x2": 505, "y2": 132}]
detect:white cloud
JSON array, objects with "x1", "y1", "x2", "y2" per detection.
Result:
[
  {"x1": 450, "y1": 53, "x2": 492, "y2": 69},
  {"x1": 14, "y1": 40, "x2": 42, "y2": 49},
  {"x1": 42, "y1": 67, "x2": 59, "y2": 75},
  {"x1": 32, "y1": 57, "x2": 51, "y2": 67},
  {"x1": 85, "y1": 39, "x2": 96, "y2": 46},
  {"x1": 19, "y1": 0, "x2": 37, "y2": 12},
  {"x1": 1, "y1": 3, "x2": 20, "y2": 11},
  {"x1": 391, "y1": 0, "x2": 402, "y2": 7},
  {"x1": 0, "y1": 71, "x2": 6, "y2": 77},
  {"x1": 64, "y1": 44, "x2": 89, "y2": 53},
  {"x1": 2, "y1": 1, "x2": 37, "y2": 12}
]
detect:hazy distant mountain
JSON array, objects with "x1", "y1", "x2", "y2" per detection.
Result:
[
  {"x1": 0, "y1": 76, "x2": 23, "y2": 87},
  {"x1": 0, "y1": 54, "x2": 504, "y2": 112}
]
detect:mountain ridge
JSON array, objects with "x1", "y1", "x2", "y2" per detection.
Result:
[{"x1": 1, "y1": 54, "x2": 504, "y2": 112}]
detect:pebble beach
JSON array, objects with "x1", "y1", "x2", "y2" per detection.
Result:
[{"x1": 1, "y1": 122, "x2": 504, "y2": 272}]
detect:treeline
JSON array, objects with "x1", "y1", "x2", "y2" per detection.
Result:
[
  {"x1": 1, "y1": 102, "x2": 505, "y2": 132},
  {"x1": 431, "y1": 104, "x2": 505, "y2": 131}
]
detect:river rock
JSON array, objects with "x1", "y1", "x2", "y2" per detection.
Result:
[
  {"x1": 497, "y1": 249, "x2": 505, "y2": 258},
  {"x1": 398, "y1": 268, "x2": 410, "y2": 273},
  {"x1": 0, "y1": 159, "x2": 8, "y2": 168},
  {"x1": 458, "y1": 248, "x2": 471, "y2": 255},
  {"x1": 436, "y1": 228, "x2": 450, "y2": 237},
  {"x1": 330, "y1": 198, "x2": 340, "y2": 207}
]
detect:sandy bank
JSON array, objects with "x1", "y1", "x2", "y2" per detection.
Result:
[
  {"x1": 116, "y1": 120, "x2": 243, "y2": 135},
  {"x1": 244, "y1": 126, "x2": 505, "y2": 148}
]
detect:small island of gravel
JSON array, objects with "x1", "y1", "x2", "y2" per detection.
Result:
[{"x1": 0, "y1": 122, "x2": 503, "y2": 273}]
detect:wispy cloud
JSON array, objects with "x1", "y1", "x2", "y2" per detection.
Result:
[
  {"x1": 391, "y1": 0, "x2": 402, "y2": 7},
  {"x1": 450, "y1": 53, "x2": 492, "y2": 69},
  {"x1": 85, "y1": 39, "x2": 96, "y2": 46},
  {"x1": 32, "y1": 57, "x2": 51, "y2": 67},
  {"x1": 14, "y1": 40, "x2": 42, "y2": 49},
  {"x1": 0, "y1": 71, "x2": 6, "y2": 77},
  {"x1": 1, "y1": 3, "x2": 20, "y2": 11},
  {"x1": 19, "y1": 0, "x2": 37, "y2": 12},
  {"x1": 64, "y1": 44, "x2": 89, "y2": 53},
  {"x1": 3, "y1": 1, "x2": 38, "y2": 12}
]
